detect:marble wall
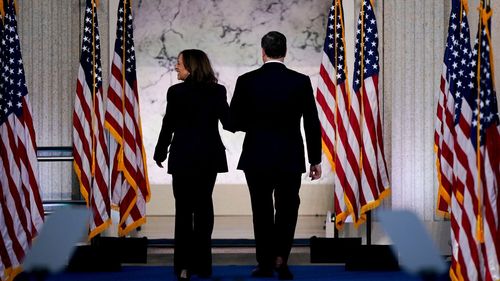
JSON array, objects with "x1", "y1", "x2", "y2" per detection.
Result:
[{"x1": 133, "y1": 0, "x2": 334, "y2": 184}]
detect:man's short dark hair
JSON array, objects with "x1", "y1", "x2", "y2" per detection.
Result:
[{"x1": 261, "y1": 31, "x2": 287, "y2": 59}]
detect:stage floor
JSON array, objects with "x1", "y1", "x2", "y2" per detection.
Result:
[
  {"x1": 122, "y1": 215, "x2": 451, "y2": 258},
  {"x1": 138, "y1": 215, "x2": 319, "y2": 266}
]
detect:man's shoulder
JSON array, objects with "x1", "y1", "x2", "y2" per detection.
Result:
[
  {"x1": 239, "y1": 65, "x2": 307, "y2": 76},
  {"x1": 285, "y1": 67, "x2": 309, "y2": 80},
  {"x1": 236, "y1": 65, "x2": 310, "y2": 85},
  {"x1": 238, "y1": 68, "x2": 261, "y2": 80},
  {"x1": 268, "y1": 63, "x2": 310, "y2": 81}
]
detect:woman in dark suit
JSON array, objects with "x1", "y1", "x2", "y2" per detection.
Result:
[{"x1": 154, "y1": 49, "x2": 230, "y2": 281}]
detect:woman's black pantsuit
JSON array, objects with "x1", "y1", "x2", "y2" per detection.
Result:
[
  {"x1": 154, "y1": 77, "x2": 230, "y2": 275},
  {"x1": 172, "y1": 172, "x2": 217, "y2": 275}
]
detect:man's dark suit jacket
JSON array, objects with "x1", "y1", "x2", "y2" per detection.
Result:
[
  {"x1": 229, "y1": 62, "x2": 322, "y2": 173},
  {"x1": 154, "y1": 78, "x2": 230, "y2": 174}
]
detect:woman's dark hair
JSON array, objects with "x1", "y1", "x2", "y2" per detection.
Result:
[
  {"x1": 179, "y1": 49, "x2": 217, "y2": 83},
  {"x1": 261, "y1": 31, "x2": 287, "y2": 59}
]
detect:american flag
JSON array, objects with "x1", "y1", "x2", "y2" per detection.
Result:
[
  {"x1": 350, "y1": 0, "x2": 390, "y2": 221},
  {"x1": 0, "y1": 1, "x2": 44, "y2": 280},
  {"x1": 435, "y1": 1, "x2": 499, "y2": 280},
  {"x1": 73, "y1": 0, "x2": 111, "y2": 239},
  {"x1": 436, "y1": 1, "x2": 479, "y2": 279},
  {"x1": 434, "y1": 0, "x2": 465, "y2": 218},
  {"x1": 105, "y1": 0, "x2": 150, "y2": 236},
  {"x1": 315, "y1": 0, "x2": 361, "y2": 228},
  {"x1": 459, "y1": 4, "x2": 499, "y2": 280}
]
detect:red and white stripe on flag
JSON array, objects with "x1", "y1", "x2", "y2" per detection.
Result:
[
  {"x1": 105, "y1": 0, "x2": 150, "y2": 237},
  {"x1": 0, "y1": 101, "x2": 44, "y2": 281},
  {"x1": 0, "y1": 1, "x2": 44, "y2": 280},
  {"x1": 350, "y1": 0, "x2": 390, "y2": 223},
  {"x1": 73, "y1": 0, "x2": 111, "y2": 239},
  {"x1": 434, "y1": 67, "x2": 453, "y2": 217},
  {"x1": 433, "y1": 0, "x2": 459, "y2": 217}
]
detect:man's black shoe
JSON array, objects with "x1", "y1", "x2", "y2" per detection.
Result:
[
  {"x1": 196, "y1": 271, "x2": 212, "y2": 279},
  {"x1": 275, "y1": 265, "x2": 294, "y2": 280},
  {"x1": 251, "y1": 266, "x2": 274, "y2": 278},
  {"x1": 193, "y1": 268, "x2": 212, "y2": 279}
]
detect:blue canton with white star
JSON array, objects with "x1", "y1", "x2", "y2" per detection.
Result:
[
  {"x1": 352, "y1": 0, "x2": 379, "y2": 93},
  {"x1": 80, "y1": 0, "x2": 103, "y2": 95},
  {"x1": 468, "y1": 10, "x2": 500, "y2": 148},
  {"x1": 445, "y1": 0, "x2": 474, "y2": 126},
  {"x1": 323, "y1": 1, "x2": 347, "y2": 84},
  {"x1": 113, "y1": 0, "x2": 137, "y2": 86},
  {"x1": 0, "y1": 1, "x2": 29, "y2": 125}
]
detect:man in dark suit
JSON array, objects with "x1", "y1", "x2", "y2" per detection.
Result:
[{"x1": 229, "y1": 31, "x2": 322, "y2": 280}]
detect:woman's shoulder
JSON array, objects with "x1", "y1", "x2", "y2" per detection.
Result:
[
  {"x1": 168, "y1": 81, "x2": 188, "y2": 93},
  {"x1": 166, "y1": 82, "x2": 187, "y2": 102},
  {"x1": 212, "y1": 83, "x2": 227, "y2": 99},
  {"x1": 169, "y1": 81, "x2": 187, "y2": 92},
  {"x1": 213, "y1": 82, "x2": 226, "y2": 92},
  {"x1": 198, "y1": 82, "x2": 226, "y2": 94}
]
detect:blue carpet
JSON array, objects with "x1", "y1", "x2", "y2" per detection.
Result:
[{"x1": 43, "y1": 265, "x2": 449, "y2": 281}]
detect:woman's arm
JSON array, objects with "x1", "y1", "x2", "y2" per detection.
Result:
[
  {"x1": 217, "y1": 85, "x2": 232, "y2": 132},
  {"x1": 153, "y1": 88, "x2": 175, "y2": 166}
]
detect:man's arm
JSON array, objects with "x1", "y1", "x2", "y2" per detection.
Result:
[{"x1": 302, "y1": 76, "x2": 322, "y2": 173}]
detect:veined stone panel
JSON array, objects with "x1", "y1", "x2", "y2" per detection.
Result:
[{"x1": 133, "y1": 0, "x2": 336, "y2": 185}]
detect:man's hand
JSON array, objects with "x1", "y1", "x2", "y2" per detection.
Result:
[
  {"x1": 309, "y1": 164, "x2": 322, "y2": 180},
  {"x1": 156, "y1": 161, "x2": 164, "y2": 168}
]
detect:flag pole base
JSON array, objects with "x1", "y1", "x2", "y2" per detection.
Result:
[
  {"x1": 66, "y1": 236, "x2": 147, "y2": 271},
  {"x1": 309, "y1": 236, "x2": 362, "y2": 263},
  {"x1": 345, "y1": 244, "x2": 399, "y2": 271}
]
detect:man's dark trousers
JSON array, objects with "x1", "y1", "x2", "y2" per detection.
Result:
[{"x1": 244, "y1": 170, "x2": 302, "y2": 269}]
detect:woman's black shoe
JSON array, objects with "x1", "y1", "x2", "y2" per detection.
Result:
[
  {"x1": 251, "y1": 265, "x2": 274, "y2": 277},
  {"x1": 276, "y1": 265, "x2": 294, "y2": 280}
]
